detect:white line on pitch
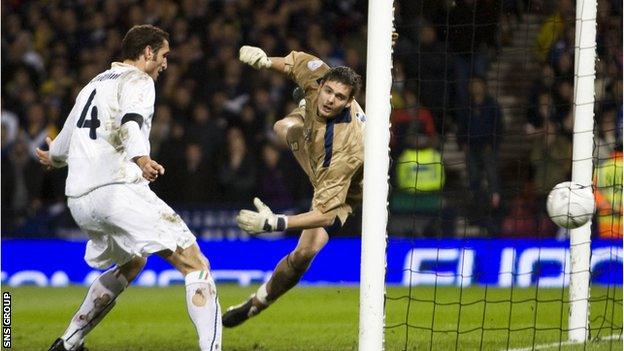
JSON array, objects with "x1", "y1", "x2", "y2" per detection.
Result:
[{"x1": 503, "y1": 334, "x2": 622, "y2": 351}]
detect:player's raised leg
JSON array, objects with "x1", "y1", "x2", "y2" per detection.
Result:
[
  {"x1": 49, "y1": 256, "x2": 146, "y2": 351},
  {"x1": 159, "y1": 243, "x2": 222, "y2": 351},
  {"x1": 222, "y1": 227, "x2": 329, "y2": 328}
]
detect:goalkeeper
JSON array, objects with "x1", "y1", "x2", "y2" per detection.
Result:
[{"x1": 222, "y1": 46, "x2": 364, "y2": 327}]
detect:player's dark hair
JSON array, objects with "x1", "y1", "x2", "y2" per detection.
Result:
[
  {"x1": 121, "y1": 25, "x2": 169, "y2": 61},
  {"x1": 320, "y1": 66, "x2": 362, "y2": 99}
]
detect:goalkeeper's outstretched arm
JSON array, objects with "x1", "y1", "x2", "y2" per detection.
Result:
[
  {"x1": 267, "y1": 56, "x2": 286, "y2": 73},
  {"x1": 238, "y1": 45, "x2": 287, "y2": 74},
  {"x1": 236, "y1": 198, "x2": 336, "y2": 234}
]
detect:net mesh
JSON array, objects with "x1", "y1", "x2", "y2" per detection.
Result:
[{"x1": 385, "y1": 0, "x2": 622, "y2": 349}]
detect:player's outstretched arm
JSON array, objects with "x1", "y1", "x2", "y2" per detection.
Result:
[
  {"x1": 240, "y1": 46, "x2": 331, "y2": 93},
  {"x1": 284, "y1": 209, "x2": 336, "y2": 229},
  {"x1": 238, "y1": 45, "x2": 287, "y2": 74},
  {"x1": 236, "y1": 197, "x2": 335, "y2": 234}
]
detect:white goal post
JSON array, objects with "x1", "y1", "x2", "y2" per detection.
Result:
[
  {"x1": 569, "y1": 0, "x2": 598, "y2": 343},
  {"x1": 359, "y1": 0, "x2": 394, "y2": 350}
]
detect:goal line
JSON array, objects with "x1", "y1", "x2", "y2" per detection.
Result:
[{"x1": 504, "y1": 334, "x2": 622, "y2": 351}]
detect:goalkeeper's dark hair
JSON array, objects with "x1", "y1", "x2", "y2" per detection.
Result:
[
  {"x1": 121, "y1": 25, "x2": 169, "y2": 61},
  {"x1": 320, "y1": 66, "x2": 362, "y2": 99}
]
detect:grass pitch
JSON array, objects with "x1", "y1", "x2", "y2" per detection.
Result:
[{"x1": 4, "y1": 285, "x2": 622, "y2": 350}]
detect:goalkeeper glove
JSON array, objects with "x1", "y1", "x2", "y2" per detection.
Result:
[
  {"x1": 237, "y1": 197, "x2": 288, "y2": 233},
  {"x1": 239, "y1": 46, "x2": 272, "y2": 69}
]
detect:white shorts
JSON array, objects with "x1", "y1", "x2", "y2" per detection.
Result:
[{"x1": 68, "y1": 183, "x2": 196, "y2": 269}]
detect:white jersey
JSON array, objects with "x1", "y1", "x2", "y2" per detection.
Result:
[{"x1": 50, "y1": 62, "x2": 155, "y2": 197}]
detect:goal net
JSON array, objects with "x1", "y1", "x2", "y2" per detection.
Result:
[{"x1": 361, "y1": 0, "x2": 623, "y2": 349}]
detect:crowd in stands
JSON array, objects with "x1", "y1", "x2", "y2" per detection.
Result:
[
  {"x1": 515, "y1": 0, "x2": 622, "y2": 238},
  {"x1": 1, "y1": 0, "x2": 621, "y2": 238}
]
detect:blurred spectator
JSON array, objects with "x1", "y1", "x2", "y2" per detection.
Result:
[
  {"x1": 395, "y1": 130, "x2": 444, "y2": 197},
  {"x1": 594, "y1": 60, "x2": 612, "y2": 103},
  {"x1": 559, "y1": 109, "x2": 575, "y2": 138},
  {"x1": 595, "y1": 109, "x2": 620, "y2": 162},
  {"x1": 525, "y1": 91, "x2": 556, "y2": 133},
  {"x1": 237, "y1": 104, "x2": 265, "y2": 151},
  {"x1": 170, "y1": 84, "x2": 194, "y2": 120},
  {"x1": 601, "y1": 79, "x2": 623, "y2": 117},
  {"x1": 178, "y1": 143, "x2": 219, "y2": 204},
  {"x1": 40, "y1": 63, "x2": 74, "y2": 103},
  {"x1": 153, "y1": 120, "x2": 187, "y2": 203},
  {"x1": 553, "y1": 52, "x2": 573, "y2": 83},
  {"x1": 596, "y1": 1, "x2": 623, "y2": 72},
  {"x1": 4, "y1": 67, "x2": 36, "y2": 111},
  {"x1": 390, "y1": 89, "x2": 437, "y2": 157},
  {"x1": 391, "y1": 61, "x2": 407, "y2": 98},
  {"x1": 403, "y1": 22, "x2": 449, "y2": 127},
  {"x1": 185, "y1": 102, "x2": 225, "y2": 164},
  {"x1": 536, "y1": 0, "x2": 574, "y2": 62},
  {"x1": 594, "y1": 145, "x2": 623, "y2": 239},
  {"x1": 448, "y1": 0, "x2": 500, "y2": 109},
  {"x1": 553, "y1": 81, "x2": 574, "y2": 123},
  {"x1": 343, "y1": 47, "x2": 365, "y2": 79},
  {"x1": 2, "y1": 137, "x2": 45, "y2": 231},
  {"x1": 258, "y1": 142, "x2": 297, "y2": 209},
  {"x1": 527, "y1": 65, "x2": 556, "y2": 124},
  {"x1": 251, "y1": 87, "x2": 280, "y2": 134},
  {"x1": 548, "y1": 24, "x2": 575, "y2": 68},
  {"x1": 210, "y1": 91, "x2": 237, "y2": 122},
  {"x1": 1, "y1": 0, "x2": 621, "y2": 238},
  {"x1": 457, "y1": 76, "x2": 503, "y2": 235},
  {"x1": 529, "y1": 120, "x2": 572, "y2": 195},
  {"x1": 221, "y1": 64, "x2": 249, "y2": 113},
  {"x1": 501, "y1": 183, "x2": 541, "y2": 237},
  {"x1": 529, "y1": 120, "x2": 572, "y2": 236},
  {"x1": 8, "y1": 31, "x2": 45, "y2": 74},
  {"x1": 218, "y1": 126, "x2": 257, "y2": 205},
  {"x1": 23, "y1": 103, "x2": 57, "y2": 158},
  {"x1": 1, "y1": 100, "x2": 19, "y2": 151},
  {"x1": 150, "y1": 104, "x2": 173, "y2": 159},
  {"x1": 536, "y1": 64, "x2": 556, "y2": 92},
  {"x1": 1, "y1": 134, "x2": 14, "y2": 230},
  {"x1": 391, "y1": 124, "x2": 455, "y2": 236}
]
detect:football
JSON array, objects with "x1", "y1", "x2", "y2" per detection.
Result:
[{"x1": 546, "y1": 181, "x2": 595, "y2": 229}]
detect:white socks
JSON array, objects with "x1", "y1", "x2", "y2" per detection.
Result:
[
  {"x1": 62, "y1": 268, "x2": 128, "y2": 350},
  {"x1": 185, "y1": 270, "x2": 222, "y2": 351},
  {"x1": 59, "y1": 268, "x2": 221, "y2": 351},
  {"x1": 255, "y1": 282, "x2": 272, "y2": 306}
]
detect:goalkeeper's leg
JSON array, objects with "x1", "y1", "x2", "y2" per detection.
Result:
[
  {"x1": 50, "y1": 256, "x2": 145, "y2": 351},
  {"x1": 222, "y1": 227, "x2": 329, "y2": 328}
]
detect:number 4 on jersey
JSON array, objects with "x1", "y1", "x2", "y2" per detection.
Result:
[{"x1": 76, "y1": 89, "x2": 100, "y2": 140}]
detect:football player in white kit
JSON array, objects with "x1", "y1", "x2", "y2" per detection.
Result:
[{"x1": 35, "y1": 25, "x2": 222, "y2": 351}]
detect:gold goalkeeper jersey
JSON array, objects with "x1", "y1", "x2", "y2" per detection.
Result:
[{"x1": 284, "y1": 51, "x2": 365, "y2": 219}]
